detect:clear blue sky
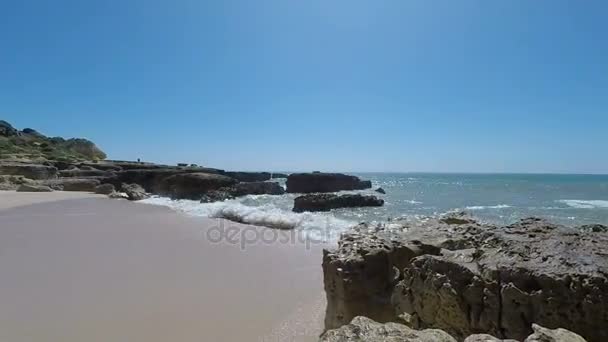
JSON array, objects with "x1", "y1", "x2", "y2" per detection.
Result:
[{"x1": 1, "y1": 0, "x2": 607, "y2": 173}]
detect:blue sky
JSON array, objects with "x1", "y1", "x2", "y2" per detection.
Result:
[{"x1": 1, "y1": 0, "x2": 607, "y2": 173}]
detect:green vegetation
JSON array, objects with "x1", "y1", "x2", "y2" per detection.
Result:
[{"x1": 0, "y1": 120, "x2": 106, "y2": 161}]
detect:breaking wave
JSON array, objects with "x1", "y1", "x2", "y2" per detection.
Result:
[
  {"x1": 465, "y1": 204, "x2": 511, "y2": 210},
  {"x1": 140, "y1": 195, "x2": 356, "y2": 241},
  {"x1": 558, "y1": 200, "x2": 608, "y2": 209}
]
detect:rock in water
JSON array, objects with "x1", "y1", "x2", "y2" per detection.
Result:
[
  {"x1": 0, "y1": 162, "x2": 58, "y2": 180},
  {"x1": 16, "y1": 184, "x2": 53, "y2": 192},
  {"x1": 293, "y1": 194, "x2": 384, "y2": 212},
  {"x1": 286, "y1": 172, "x2": 373, "y2": 193},
  {"x1": 231, "y1": 181, "x2": 285, "y2": 196},
  {"x1": 224, "y1": 171, "x2": 271, "y2": 182},
  {"x1": 157, "y1": 173, "x2": 237, "y2": 200},
  {"x1": 121, "y1": 183, "x2": 149, "y2": 201},
  {"x1": 375, "y1": 187, "x2": 386, "y2": 194},
  {"x1": 320, "y1": 316, "x2": 457, "y2": 342},
  {"x1": 94, "y1": 183, "x2": 115, "y2": 195},
  {"x1": 322, "y1": 214, "x2": 608, "y2": 342}
]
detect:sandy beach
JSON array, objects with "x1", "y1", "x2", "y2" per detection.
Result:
[{"x1": 0, "y1": 192, "x2": 325, "y2": 342}]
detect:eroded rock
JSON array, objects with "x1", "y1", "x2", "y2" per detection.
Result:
[
  {"x1": 323, "y1": 214, "x2": 608, "y2": 342},
  {"x1": 320, "y1": 316, "x2": 456, "y2": 342},
  {"x1": 121, "y1": 183, "x2": 149, "y2": 201},
  {"x1": 286, "y1": 173, "x2": 373, "y2": 193},
  {"x1": 16, "y1": 184, "x2": 53, "y2": 192},
  {"x1": 157, "y1": 173, "x2": 237, "y2": 200},
  {"x1": 294, "y1": 193, "x2": 384, "y2": 212}
]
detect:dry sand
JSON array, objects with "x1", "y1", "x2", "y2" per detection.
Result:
[{"x1": 0, "y1": 193, "x2": 326, "y2": 342}]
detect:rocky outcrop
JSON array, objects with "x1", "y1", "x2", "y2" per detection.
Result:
[
  {"x1": 43, "y1": 178, "x2": 101, "y2": 191},
  {"x1": 0, "y1": 162, "x2": 58, "y2": 179},
  {"x1": 225, "y1": 171, "x2": 271, "y2": 182},
  {"x1": 199, "y1": 181, "x2": 285, "y2": 203},
  {"x1": 62, "y1": 138, "x2": 106, "y2": 160},
  {"x1": 200, "y1": 189, "x2": 235, "y2": 203},
  {"x1": 286, "y1": 173, "x2": 373, "y2": 193},
  {"x1": 111, "y1": 167, "x2": 224, "y2": 193},
  {"x1": 293, "y1": 194, "x2": 384, "y2": 212},
  {"x1": 16, "y1": 184, "x2": 53, "y2": 192},
  {"x1": 94, "y1": 183, "x2": 115, "y2": 195},
  {"x1": 524, "y1": 324, "x2": 587, "y2": 342},
  {"x1": 320, "y1": 316, "x2": 456, "y2": 342},
  {"x1": 59, "y1": 168, "x2": 114, "y2": 178},
  {"x1": 121, "y1": 183, "x2": 149, "y2": 201},
  {"x1": 375, "y1": 187, "x2": 386, "y2": 194},
  {"x1": 0, "y1": 120, "x2": 19, "y2": 136},
  {"x1": 0, "y1": 175, "x2": 35, "y2": 190},
  {"x1": 157, "y1": 172, "x2": 237, "y2": 200},
  {"x1": 231, "y1": 181, "x2": 285, "y2": 196},
  {"x1": 320, "y1": 317, "x2": 587, "y2": 342},
  {"x1": 322, "y1": 214, "x2": 608, "y2": 342}
]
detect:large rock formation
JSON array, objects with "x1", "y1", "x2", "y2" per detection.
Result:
[
  {"x1": 322, "y1": 213, "x2": 608, "y2": 342},
  {"x1": 320, "y1": 317, "x2": 586, "y2": 342},
  {"x1": 0, "y1": 162, "x2": 58, "y2": 179},
  {"x1": 94, "y1": 183, "x2": 115, "y2": 195},
  {"x1": 43, "y1": 178, "x2": 101, "y2": 191},
  {"x1": 16, "y1": 184, "x2": 53, "y2": 192},
  {"x1": 225, "y1": 171, "x2": 271, "y2": 182},
  {"x1": 158, "y1": 172, "x2": 238, "y2": 200},
  {"x1": 320, "y1": 316, "x2": 457, "y2": 342},
  {"x1": 121, "y1": 183, "x2": 149, "y2": 201},
  {"x1": 0, "y1": 120, "x2": 18, "y2": 136},
  {"x1": 59, "y1": 168, "x2": 114, "y2": 178},
  {"x1": 199, "y1": 181, "x2": 285, "y2": 203},
  {"x1": 0, "y1": 119, "x2": 107, "y2": 161},
  {"x1": 293, "y1": 193, "x2": 384, "y2": 212},
  {"x1": 231, "y1": 181, "x2": 285, "y2": 196},
  {"x1": 286, "y1": 173, "x2": 372, "y2": 193}
]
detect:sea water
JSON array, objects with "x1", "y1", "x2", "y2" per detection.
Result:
[{"x1": 141, "y1": 173, "x2": 608, "y2": 241}]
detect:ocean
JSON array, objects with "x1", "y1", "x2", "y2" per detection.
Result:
[{"x1": 141, "y1": 173, "x2": 608, "y2": 242}]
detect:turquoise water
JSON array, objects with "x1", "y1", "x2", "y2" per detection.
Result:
[
  {"x1": 142, "y1": 173, "x2": 608, "y2": 241},
  {"x1": 346, "y1": 173, "x2": 608, "y2": 226}
]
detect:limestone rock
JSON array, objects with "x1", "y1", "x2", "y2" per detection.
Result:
[
  {"x1": 43, "y1": 178, "x2": 101, "y2": 191},
  {"x1": 16, "y1": 184, "x2": 53, "y2": 192},
  {"x1": 94, "y1": 183, "x2": 115, "y2": 195},
  {"x1": 319, "y1": 316, "x2": 456, "y2": 342},
  {"x1": 231, "y1": 181, "x2": 285, "y2": 196},
  {"x1": 286, "y1": 173, "x2": 373, "y2": 193},
  {"x1": 225, "y1": 171, "x2": 271, "y2": 182},
  {"x1": 157, "y1": 173, "x2": 237, "y2": 200},
  {"x1": 121, "y1": 183, "x2": 149, "y2": 201},
  {"x1": 323, "y1": 214, "x2": 608, "y2": 342},
  {"x1": 0, "y1": 162, "x2": 58, "y2": 180},
  {"x1": 294, "y1": 193, "x2": 384, "y2": 212},
  {"x1": 524, "y1": 324, "x2": 587, "y2": 342}
]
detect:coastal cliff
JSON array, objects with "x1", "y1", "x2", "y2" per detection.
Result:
[{"x1": 321, "y1": 212, "x2": 607, "y2": 341}]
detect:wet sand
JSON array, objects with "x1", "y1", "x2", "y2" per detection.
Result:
[{"x1": 0, "y1": 193, "x2": 325, "y2": 342}]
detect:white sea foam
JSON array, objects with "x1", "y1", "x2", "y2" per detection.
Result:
[
  {"x1": 140, "y1": 196, "x2": 356, "y2": 242},
  {"x1": 465, "y1": 204, "x2": 511, "y2": 210},
  {"x1": 557, "y1": 200, "x2": 608, "y2": 209}
]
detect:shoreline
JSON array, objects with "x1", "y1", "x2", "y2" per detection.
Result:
[{"x1": 0, "y1": 193, "x2": 326, "y2": 341}]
